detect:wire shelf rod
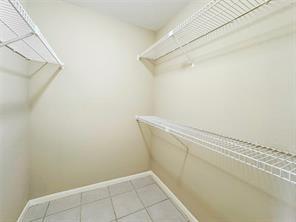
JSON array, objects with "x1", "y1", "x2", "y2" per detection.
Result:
[
  {"x1": 136, "y1": 116, "x2": 296, "y2": 184},
  {"x1": 0, "y1": 0, "x2": 63, "y2": 66},
  {"x1": 139, "y1": 0, "x2": 276, "y2": 61}
]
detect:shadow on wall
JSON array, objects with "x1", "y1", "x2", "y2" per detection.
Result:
[
  {"x1": 0, "y1": 58, "x2": 30, "y2": 116},
  {"x1": 29, "y1": 63, "x2": 62, "y2": 108},
  {"x1": 0, "y1": 52, "x2": 30, "y2": 222},
  {"x1": 137, "y1": 123, "x2": 296, "y2": 222},
  {"x1": 152, "y1": 5, "x2": 296, "y2": 75},
  {"x1": 137, "y1": 123, "x2": 226, "y2": 222},
  {"x1": 137, "y1": 121, "x2": 190, "y2": 175},
  {"x1": 0, "y1": 66, "x2": 29, "y2": 79},
  {"x1": 137, "y1": 121, "x2": 153, "y2": 161},
  {"x1": 155, "y1": 24, "x2": 296, "y2": 75},
  {"x1": 0, "y1": 57, "x2": 62, "y2": 109},
  {"x1": 138, "y1": 57, "x2": 155, "y2": 75},
  {"x1": 0, "y1": 103, "x2": 28, "y2": 117}
]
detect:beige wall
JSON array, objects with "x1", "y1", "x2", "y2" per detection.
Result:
[
  {"x1": 0, "y1": 48, "x2": 30, "y2": 221},
  {"x1": 26, "y1": 1, "x2": 154, "y2": 198},
  {"x1": 149, "y1": 1, "x2": 296, "y2": 222},
  {"x1": 2, "y1": 1, "x2": 296, "y2": 221}
]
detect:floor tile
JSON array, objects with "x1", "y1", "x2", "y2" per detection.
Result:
[
  {"x1": 112, "y1": 191, "x2": 144, "y2": 218},
  {"x1": 109, "y1": 181, "x2": 133, "y2": 196},
  {"x1": 44, "y1": 207, "x2": 80, "y2": 222},
  {"x1": 22, "y1": 202, "x2": 48, "y2": 222},
  {"x1": 118, "y1": 209, "x2": 152, "y2": 222},
  {"x1": 81, "y1": 198, "x2": 115, "y2": 222},
  {"x1": 147, "y1": 200, "x2": 187, "y2": 222},
  {"x1": 82, "y1": 187, "x2": 109, "y2": 204},
  {"x1": 131, "y1": 176, "x2": 155, "y2": 189},
  {"x1": 46, "y1": 194, "x2": 81, "y2": 215},
  {"x1": 137, "y1": 184, "x2": 167, "y2": 207}
]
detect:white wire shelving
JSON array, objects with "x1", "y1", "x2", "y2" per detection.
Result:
[
  {"x1": 0, "y1": 0, "x2": 63, "y2": 66},
  {"x1": 136, "y1": 116, "x2": 296, "y2": 184},
  {"x1": 138, "y1": 0, "x2": 277, "y2": 62}
]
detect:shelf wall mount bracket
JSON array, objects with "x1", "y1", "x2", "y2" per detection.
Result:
[{"x1": 136, "y1": 116, "x2": 296, "y2": 185}]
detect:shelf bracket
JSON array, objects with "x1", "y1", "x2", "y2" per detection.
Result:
[
  {"x1": 0, "y1": 32, "x2": 35, "y2": 48},
  {"x1": 136, "y1": 116, "x2": 296, "y2": 185},
  {"x1": 171, "y1": 34, "x2": 195, "y2": 68}
]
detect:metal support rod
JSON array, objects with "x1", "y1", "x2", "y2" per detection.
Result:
[
  {"x1": 139, "y1": 0, "x2": 277, "y2": 61},
  {"x1": 9, "y1": 0, "x2": 63, "y2": 65},
  {"x1": 136, "y1": 116, "x2": 296, "y2": 184},
  {"x1": 171, "y1": 34, "x2": 195, "y2": 67},
  {"x1": 0, "y1": 0, "x2": 64, "y2": 66},
  {"x1": 29, "y1": 62, "x2": 48, "y2": 78},
  {"x1": 0, "y1": 32, "x2": 35, "y2": 48},
  {"x1": 3, "y1": 44, "x2": 30, "y2": 60},
  {"x1": 157, "y1": 0, "x2": 272, "y2": 60}
]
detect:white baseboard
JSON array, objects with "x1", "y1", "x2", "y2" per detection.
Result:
[
  {"x1": 17, "y1": 171, "x2": 198, "y2": 222},
  {"x1": 151, "y1": 173, "x2": 198, "y2": 222},
  {"x1": 29, "y1": 171, "x2": 151, "y2": 205},
  {"x1": 17, "y1": 201, "x2": 30, "y2": 222}
]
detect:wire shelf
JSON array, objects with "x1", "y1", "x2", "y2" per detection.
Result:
[
  {"x1": 0, "y1": 0, "x2": 63, "y2": 66},
  {"x1": 136, "y1": 116, "x2": 296, "y2": 184},
  {"x1": 139, "y1": 0, "x2": 278, "y2": 61}
]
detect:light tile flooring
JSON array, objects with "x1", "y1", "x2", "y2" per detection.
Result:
[{"x1": 22, "y1": 176, "x2": 190, "y2": 222}]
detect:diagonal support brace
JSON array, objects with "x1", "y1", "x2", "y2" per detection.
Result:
[
  {"x1": 0, "y1": 32, "x2": 35, "y2": 48},
  {"x1": 170, "y1": 32, "x2": 195, "y2": 68}
]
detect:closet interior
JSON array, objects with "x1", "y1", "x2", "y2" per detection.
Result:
[{"x1": 1, "y1": 0, "x2": 295, "y2": 221}]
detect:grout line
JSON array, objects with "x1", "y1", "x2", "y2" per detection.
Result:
[
  {"x1": 27, "y1": 217, "x2": 43, "y2": 222},
  {"x1": 134, "y1": 182, "x2": 157, "y2": 191},
  {"x1": 28, "y1": 172, "x2": 152, "y2": 206},
  {"x1": 132, "y1": 176, "x2": 155, "y2": 189},
  {"x1": 29, "y1": 174, "x2": 153, "y2": 209},
  {"x1": 151, "y1": 174, "x2": 189, "y2": 221},
  {"x1": 23, "y1": 174, "x2": 194, "y2": 222},
  {"x1": 42, "y1": 194, "x2": 83, "y2": 218},
  {"x1": 152, "y1": 173, "x2": 194, "y2": 221},
  {"x1": 111, "y1": 180, "x2": 154, "y2": 221},
  {"x1": 78, "y1": 179, "x2": 156, "y2": 204},
  {"x1": 130, "y1": 181, "x2": 154, "y2": 222},
  {"x1": 79, "y1": 193, "x2": 82, "y2": 222},
  {"x1": 167, "y1": 199, "x2": 191, "y2": 222},
  {"x1": 145, "y1": 207, "x2": 154, "y2": 222},
  {"x1": 108, "y1": 186, "x2": 117, "y2": 220},
  {"x1": 21, "y1": 205, "x2": 37, "y2": 222},
  {"x1": 108, "y1": 181, "x2": 133, "y2": 197},
  {"x1": 21, "y1": 172, "x2": 152, "y2": 221},
  {"x1": 112, "y1": 196, "x2": 172, "y2": 221},
  {"x1": 144, "y1": 198, "x2": 169, "y2": 209},
  {"x1": 40, "y1": 193, "x2": 113, "y2": 219},
  {"x1": 41, "y1": 201, "x2": 50, "y2": 222},
  {"x1": 43, "y1": 205, "x2": 81, "y2": 218},
  {"x1": 130, "y1": 180, "x2": 146, "y2": 207},
  {"x1": 80, "y1": 195, "x2": 110, "y2": 206},
  {"x1": 42, "y1": 180, "x2": 168, "y2": 221},
  {"x1": 135, "y1": 181, "x2": 169, "y2": 209},
  {"x1": 152, "y1": 180, "x2": 169, "y2": 198},
  {"x1": 116, "y1": 207, "x2": 145, "y2": 220}
]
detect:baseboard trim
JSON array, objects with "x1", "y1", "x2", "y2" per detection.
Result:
[
  {"x1": 17, "y1": 201, "x2": 30, "y2": 222},
  {"x1": 29, "y1": 171, "x2": 151, "y2": 205},
  {"x1": 17, "y1": 171, "x2": 198, "y2": 222},
  {"x1": 151, "y1": 172, "x2": 198, "y2": 222}
]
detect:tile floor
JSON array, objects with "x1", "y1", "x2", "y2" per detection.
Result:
[{"x1": 22, "y1": 176, "x2": 190, "y2": 222}]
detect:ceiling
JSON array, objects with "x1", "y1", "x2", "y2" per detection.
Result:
[{"x1": 64, "y1": 0, "x2": 191, "y2": 31}]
